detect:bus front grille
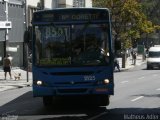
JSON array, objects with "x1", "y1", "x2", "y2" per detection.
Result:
[{"x1": 54, "y1": 81, "x2": 92, "y2": 85}]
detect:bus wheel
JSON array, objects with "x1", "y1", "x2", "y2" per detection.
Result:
[
  {"x1": 147, "y1": 65, "x2": 150, "y2": 70},
  {"x1": 43, "y1": 96, "x2": 53, "y2": 106},
  {"x1": 95, "y1": 95, "x2": 110, "y2": 106}
]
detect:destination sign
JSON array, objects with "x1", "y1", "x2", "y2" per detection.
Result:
[
  {"x1": 33, "y1": 9, "x2": 109, "y2": 22},
  {"x1": 60, "y1": 14, "x2": 99, "y2": 21}
]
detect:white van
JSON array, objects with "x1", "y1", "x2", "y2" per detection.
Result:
[{"x1": 147, "y1": 46, "x2": 160, "y2": 69}]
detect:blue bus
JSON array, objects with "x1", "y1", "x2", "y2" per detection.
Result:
[{"x1": 30, "y1": 8, "x2": 114, "y2": 106}]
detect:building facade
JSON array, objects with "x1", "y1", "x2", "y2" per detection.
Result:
[
  {"x1": 0, "y1": 0, "x2": 25, "y2": 68},
  {"x1": 26, "y1": 0, "x2": 92, "y2": 28},
  {"x1": 52, "y1": 0, "x2": 92, "y2": 8}
]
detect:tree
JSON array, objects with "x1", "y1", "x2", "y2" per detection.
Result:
[
  {"x1": 93, "y1": 0, "x2": 157, "y2": 49},
  {"x1": 141, "y1": 0, "x2": 160, "y2": 25}
]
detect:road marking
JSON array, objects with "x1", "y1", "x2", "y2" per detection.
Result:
[
  {"x1": 18, "y1": 114, "x2": 87, "y2": 120},
  {"x1": 138, "y1": 77, "x2": 144, "y2": 79},
  {"x1": 156, "y1": 88, "x2": 160, "y2": 91},
  {"x1": 153, "y1": 74, "x2": 158, "y2": 77},
  {"x1": 121, "y1": 81, "x2": 129, "y2": 84},
  {"x1": 131, "y1": 96, "x2": 144, "y2": 102},
  {"x1": 87, "y1": 111, "x2": 108, "y2": 120}
]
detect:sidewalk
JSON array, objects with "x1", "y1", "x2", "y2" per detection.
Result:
[
  {"x1": 0, "y1": 68, "x2": 32, "y2": 92},
  {"x1": 115, "y1": 54, "x2": 146, "y2": 72},
  {"x1": 0, "y1": 55, "x2": 146, "y2": 92}
]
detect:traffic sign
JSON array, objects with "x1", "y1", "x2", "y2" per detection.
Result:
[{"x1": 0, "y1": 21, "x2": 12, "y2": 29}]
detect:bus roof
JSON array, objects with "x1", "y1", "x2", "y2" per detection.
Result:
[{"x1": 34, "y1": 7, "x2": 110, "y2": 13}]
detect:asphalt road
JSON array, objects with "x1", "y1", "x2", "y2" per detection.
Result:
[{"x1": 0, "y1": 63, "x2": 160, "y2": 120}]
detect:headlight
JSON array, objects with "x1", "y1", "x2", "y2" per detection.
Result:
[
  {"x1": 34, "y1": 80, "x2": 48, "y2": 86},
  {"x1": 37, "y1": 80, "x2": 43, "y2": 85},
  {"x1": 104, "y1": 79, "x2": 110, "y2": 84},
  {"x1": 96, "y1": 79, "x2": 111, "y2": 85}
]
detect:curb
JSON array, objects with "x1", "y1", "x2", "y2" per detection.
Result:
[
  {"x1": 114, "y1": 61, "x2": 146, "y2": 72},
  {"x1": 0, "y1": 83, "x2": 32, "y2": 92}
]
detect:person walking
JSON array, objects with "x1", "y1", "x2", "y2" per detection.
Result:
[
  {"x1": 133, "y1": 52, "x2": 137, "y2": 65},
  {"x1": 131, "y1": 49, "x2": 134, "y2": 64},
  {"x1": 114, "y1": 57, "x2": 120, "y2": 72},
  {"x1": 3, "y1": 54, "x2": 12, "y2": 80}
]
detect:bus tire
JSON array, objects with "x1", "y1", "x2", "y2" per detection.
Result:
[
  {"x1": 94, "y1": 95, "x2": 110, "y2": 106},
  {"x1": 147, "y1": 65, "x2": 152, "y2": 70},
  {"x1": 43, "y1": 96, "x2": 53, "y2": 107},
  {"x1": 147, "y1": 65, "x2": 150, "y2": 70}
]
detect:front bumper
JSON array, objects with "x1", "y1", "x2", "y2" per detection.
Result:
[
  {"x1": 33, "y1": 84, "x2": 114, "y2": 97},
  {"x1": 147, "y1": 62, "x2": 160, "y2": 68}
]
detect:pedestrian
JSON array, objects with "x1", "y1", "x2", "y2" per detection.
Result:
[
  {"x1": 133, "y1": 52, "x2": 137, "y2": 65},
  {"x1": 114, "y1": 57, "x2": 120, "y2": 72},
  {"x1": 3, "y1": 54, "x2": 12, "y2": 80},
  {"x1": 131, "y1": 50, "x2": 134, "y2": 64}
]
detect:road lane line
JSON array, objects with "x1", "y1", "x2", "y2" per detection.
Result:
[
  {"x1": 87, "y1": 111, "x2": 108, "y2": 120},
  {"x1": 131, "y1": 96, "x2": 144, "y2": 102},
  {"x1": 121, "y1": 81, "x2": 129, "y2": 84},
  {"x1": 153, "y1": 74, "x2": 158, "y2": 77},
  {"x1": 138, "y1": 77, "x2": 144, "y2": 79}
]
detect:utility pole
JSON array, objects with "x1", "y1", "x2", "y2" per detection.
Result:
[
  {"x1": 23, "y1": 0, "x2": 29, "y2": 82},
  {"x1": 4, "y1": 0, "x2": 9, "y2": 57}
]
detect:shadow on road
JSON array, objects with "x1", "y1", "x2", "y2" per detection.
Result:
[
  {"x1": 0, "y1": 90, "x2": 159, "y2": 120},
  {"x1": 103, "y1": 107, "x2": 160, "y2": 120},
  {"x1": 0, "y1": 90, "x2": 107, "y2": 119}
]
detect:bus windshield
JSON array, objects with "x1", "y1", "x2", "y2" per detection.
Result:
[{"x1": 34, "y1": 23, "x2": 110, "y2": 66}]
